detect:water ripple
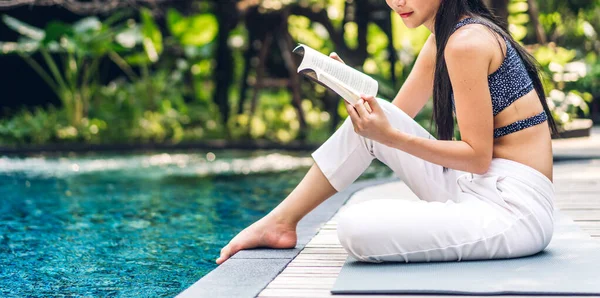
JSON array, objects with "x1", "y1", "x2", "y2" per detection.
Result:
[{"x1": 0, "y1": 152, "x2": 314, "y2": 178}]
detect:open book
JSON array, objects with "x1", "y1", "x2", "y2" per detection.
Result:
[{"x1": 292, "y1": 43, "x2": 378, "y2": 106}]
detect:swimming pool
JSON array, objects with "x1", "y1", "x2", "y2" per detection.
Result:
[{"x1": 0, "y1": 150, "x2": 392, "y2": 297}]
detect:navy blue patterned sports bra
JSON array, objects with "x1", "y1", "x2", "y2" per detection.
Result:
[{"x1": 450, "y1": 17, "x2": 547, "y2": 138}]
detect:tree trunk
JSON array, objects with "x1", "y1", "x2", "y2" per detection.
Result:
[
  {"x1": 526, "y1": 0, "x2": 547, "y2": 44},
  {"x1": 213, "y1": 1, "x2": 238, "y2": 132}
]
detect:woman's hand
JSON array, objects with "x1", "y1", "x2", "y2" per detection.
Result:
[{"x1": 345, "y1": 95, "x2": 394, "y2": 145}]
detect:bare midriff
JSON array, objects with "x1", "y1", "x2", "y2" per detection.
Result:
[{"x1": 492, "y1": 89, "x2": 554, "y2": 182}]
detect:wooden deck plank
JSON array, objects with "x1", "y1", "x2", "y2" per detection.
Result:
[{"x1": 258, "y1": 288, "x2": 580, "y2": 298}]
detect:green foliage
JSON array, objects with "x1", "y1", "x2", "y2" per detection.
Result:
[
  {"x1": 508, "y1": 0, "x2": 599, "y2": 128},
  {"x1": 227, "y1": 90, "x2": 331, "y2": 143},
  {"x1": 0, "y1": 14, "x2": 135, "y2": 127},
  {"x1": 1, "y1": 0, "x2": 598, "y2": 146},
  {"x1": 0, "y1": 107, "x2": 61, "y2": 145},
  {"x1": 167, "y1": 9, "x2": 218, "y2": 48},
  {"x1": 508, "y1": 0, "x2": 529, "y2": 41},
  {"x1": 140, "y1": 8, "x2": 163, "y2": 63}
]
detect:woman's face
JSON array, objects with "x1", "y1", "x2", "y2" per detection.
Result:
[{"x1": 386, "y1": 0, "x2": 442, "y2": 29}]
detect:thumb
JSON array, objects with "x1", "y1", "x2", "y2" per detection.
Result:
[{"x1": 329, "y1": 52, "x2": 345, "y2": 64}]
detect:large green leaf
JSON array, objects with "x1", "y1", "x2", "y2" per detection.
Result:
[
  {"x1": 181, "y1": 14, "x2": 218, "y2": 46},
  {"x1": 2, "y1": 15, "x2": 44, "y2": 41},
  {"x1": 166, "y1": 9, "x2": 218, "y2": 47}
]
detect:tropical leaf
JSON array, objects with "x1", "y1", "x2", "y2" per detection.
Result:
[
  {"x1": 73, "y1": 17, "x2": 102, "y2": 34},
  {"x1": 166, "y1": 9, "x2": 218, "y2": 47},
  {"x1": 2, "y1": 15, "x2": 44, "y2": 41},
  {"x1": 140, "y1": 8, "x2": 162, "y2": 62}
]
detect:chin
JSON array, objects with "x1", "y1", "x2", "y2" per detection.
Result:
[{"x1": 401, "y1": 21, "x2": 421, "y2": 29}]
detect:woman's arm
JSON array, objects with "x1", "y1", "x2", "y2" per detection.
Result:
[
  {"x1": 391, "y1": 34, "x2": 437, "y2": 118},
  {"x1": 382, "y1": 29, "x2": 495, "y2": 174}
]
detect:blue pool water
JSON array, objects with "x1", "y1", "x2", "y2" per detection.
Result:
[{"x1": 0, "y1": 150, "x2": 392, "y2": 297}]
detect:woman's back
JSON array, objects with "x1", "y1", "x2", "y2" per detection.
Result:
[{"x1": 445, "y1": 17, "x2": 554, "y2": 181}]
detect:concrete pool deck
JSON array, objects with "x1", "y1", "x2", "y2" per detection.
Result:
[{"x1": 178, "y1": 127, "x2": 600, "y2": 298}]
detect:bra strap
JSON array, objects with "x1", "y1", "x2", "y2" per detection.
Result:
[
  {"x1": 453, "y1": 17, "x2": 479, "y2": 32},
  {"x1": 453, "y1": 17, "x2": 505, "y2": 38},
  {"x1": 493, "y1": 111, "x2": 547, "y2": 138}
]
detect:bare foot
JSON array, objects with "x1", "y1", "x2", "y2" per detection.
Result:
[{"x1": 215, "y1": 213, "x2": 297, "y2": 265}]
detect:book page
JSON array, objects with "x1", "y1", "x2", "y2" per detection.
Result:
[
  {"x1": 318, "y1": 73, "x2": 361, "y2": 105},
  {"x1": 296, "y1": 44, "x2": 378, "y2": 98}
]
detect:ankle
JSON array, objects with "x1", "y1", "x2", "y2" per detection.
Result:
[{"x1": 268, "y1": 209, "x2": 299, "y2": 228}]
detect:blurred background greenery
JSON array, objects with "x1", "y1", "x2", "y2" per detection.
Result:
[{"x1": 0, "y1": 0, "x2": 598, "y2": 146}]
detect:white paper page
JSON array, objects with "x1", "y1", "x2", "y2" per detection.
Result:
[
  {"x1": 297, "y1": 44, "x2": 378, "y2": 97},
  {"x1": 319, "y1": 73, "x2": 360, "y2": 105}
]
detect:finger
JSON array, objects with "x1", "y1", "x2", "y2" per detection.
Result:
[
  {"x1": 345, "y1": 101, "x2": 360, "y2": 120},
  {"x1": 354, "y1": 98, "x2": 369, "y2": 118},
  {"x1": 329, "y1": 52, "x2": 345, "y2": 64},
  {"x1": 362, "y1": 95, "x2": 379, "y2": 113},
  {"x1": 364, "y1": 102, "x2": 373, "y2": 113}
]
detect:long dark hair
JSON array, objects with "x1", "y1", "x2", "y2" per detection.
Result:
[{"x1": 432, "y1": 0, "x2": 559, "y2": 145}]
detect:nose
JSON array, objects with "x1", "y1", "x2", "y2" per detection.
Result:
[{"x1": 395, "y1": 0, "x2": 406, "y2": 6}]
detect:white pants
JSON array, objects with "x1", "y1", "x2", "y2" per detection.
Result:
[{"x1": 311, "y1": 98, "x2": 555, "y2": 263}]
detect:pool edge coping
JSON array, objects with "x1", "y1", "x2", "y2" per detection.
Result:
[{"x1": 176, "y1": 176, "x2": 400, "y2": 298}]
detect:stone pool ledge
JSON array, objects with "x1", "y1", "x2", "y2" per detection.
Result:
[{"x1": 176, "y1": 176, "x2": 399, "y2": 298}]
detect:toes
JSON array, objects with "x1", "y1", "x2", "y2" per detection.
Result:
[
  {"x1": 216, "y1": 245, "x2": 230, "y2": 264},
  {"x1": 217, "y1": 243, "x2": 242, "y2": 265}
]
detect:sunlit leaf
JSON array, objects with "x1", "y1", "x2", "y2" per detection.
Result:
[
  {"x1": 115, "y1": 27, "x2": 142, "y2": 49},
  {"x1": 2, "y1": 15, "x2": 44, "y2": 41},
  {"x1": 289, "y1": 15, "x2": 324, "y2": 50},
  {"x1": 367, "y1": 23, "x2": 388, "y2": 55},
  {"x1": 508, "y1": 13, "x2": 530, "y2": 25},
  {"x1": 508, "y1": 24, "x2": 527, "y2": 41},
  {"x1": 140, "y1": 8, "x2": 163, "y2": 61},
  {"x1": 73, "y1": 17, "x2": 102, "y2": 34},
  {"x1": 508, "y1": 1, "x2": 528, "y2": 13},
  {"x1": 344, "y1": 22, "x2": 358, "y2": 49},
  {"x1": 181, "y1": 14, "x2": 218, "y2": 46}
]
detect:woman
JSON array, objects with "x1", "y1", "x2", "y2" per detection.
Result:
[{"x1": 216, "y1": 0, "x2": 558, "y2": 264}]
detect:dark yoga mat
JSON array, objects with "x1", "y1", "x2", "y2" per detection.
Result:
[{"x1": 331, "y1": 210, "x2": 600, "y2": 295}]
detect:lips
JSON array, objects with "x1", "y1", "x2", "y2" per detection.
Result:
[{"x1": 399, "y1": 12, "x2": 413, "y2": 18}]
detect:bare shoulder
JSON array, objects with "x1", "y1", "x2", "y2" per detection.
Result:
[{"x1": 444, "y1": 25, "x2": 495, "y2": 64}]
